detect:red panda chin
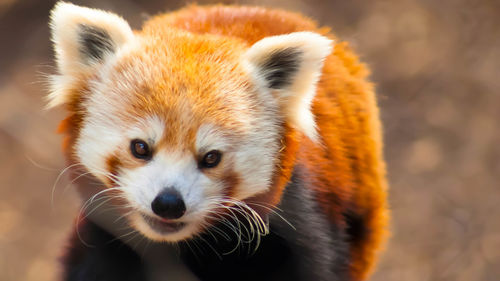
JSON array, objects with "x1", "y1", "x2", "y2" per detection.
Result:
[
  {"x1": 140, "y1": 213, "x2": 187, "y2": 234},
  {"x1": 129, "y1": 211, "x2": 200, "y2": 242}
]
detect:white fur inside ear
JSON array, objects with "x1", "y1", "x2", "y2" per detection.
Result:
[
  {"x1": 243, "y1": 32, "x2": 333, "y2": 142},
  {"x1": 48, "y1": 2, "x2": 135, "y2": 107}
]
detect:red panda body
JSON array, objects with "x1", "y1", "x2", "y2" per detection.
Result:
[{"x1": 50, "y1": 3, "x2": 388, "y2": 281}]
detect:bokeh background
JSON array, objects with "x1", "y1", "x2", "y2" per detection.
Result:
[{"x1": 1, "y1": 0, "x2": 499, "y2": 280}]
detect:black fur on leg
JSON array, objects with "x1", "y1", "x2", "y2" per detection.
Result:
[
  {"x1": 61, "y1": 218, "x2": 147, "y2": 281},
  {"x1": 270, "y1": 166, "x2": 350, "y2": 281}
]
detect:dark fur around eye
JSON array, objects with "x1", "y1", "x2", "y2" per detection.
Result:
[
  {"x1": 199, "y1": 150, "x2": 222, "y2": 168},
  {"x1": 130, "y1": 139, "x2": 152, "y2": 160}
]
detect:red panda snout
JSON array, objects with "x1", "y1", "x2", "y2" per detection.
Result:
[{"x1": 151, "y1": 188, "x2": 187, "y2": 220}]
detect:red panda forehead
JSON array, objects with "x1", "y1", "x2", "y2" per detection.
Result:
[
  {"x1": 137, "y1": 91, "x2": 253, "y2": 151},
  {"x1": 109, "y1": 69, "x2": 252, "y2": 146},
  {"x1": 97, "y1": 31, "x2": 258, "y2": 149}
]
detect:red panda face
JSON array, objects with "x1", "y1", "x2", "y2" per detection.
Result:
[
  {"x1": 49, "y1": 3, "x2": 331, "y2": 242},
  {"x1": 73, "y1": 37, "x2": 283, "y2": 241}
]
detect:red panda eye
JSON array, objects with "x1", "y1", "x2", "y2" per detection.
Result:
[
  {"x1": 200, "y1": 150, "x2": 222, "y2": 168},
  {"x1": 130, "y1": 139, "x2": 152, "y2": 160}
]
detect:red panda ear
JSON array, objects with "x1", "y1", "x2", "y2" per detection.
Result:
[
  {"x1": 243, "y1": 32, "x2": 333, "y2": 142},
  {"x1": 48, "y1": 2, "x2": 135, "y2": 108}
]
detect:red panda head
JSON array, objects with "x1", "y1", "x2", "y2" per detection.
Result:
[{"x1": 49, "y1": 3, "x2": 332, "y2": 242}]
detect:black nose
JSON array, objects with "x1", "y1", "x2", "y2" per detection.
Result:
[{"x1": 151, "y1": 188, "x2": 186, "y2": 220}]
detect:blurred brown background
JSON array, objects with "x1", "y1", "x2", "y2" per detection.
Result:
[{"x1": 1, "y1": 0, "x2": 499, "y2": 280}]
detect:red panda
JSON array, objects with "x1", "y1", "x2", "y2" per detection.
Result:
[{"x1": 49, "y1": 2, "x2": 389, "y2": 281}]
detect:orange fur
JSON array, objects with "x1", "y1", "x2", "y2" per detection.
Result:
[{"x1": 58, "y1": 5, "x2": 388, "y2": 280}]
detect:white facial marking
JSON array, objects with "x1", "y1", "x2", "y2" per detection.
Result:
[{"x1": 195, "y1": 124, "x2": 231, "y2": 152}]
